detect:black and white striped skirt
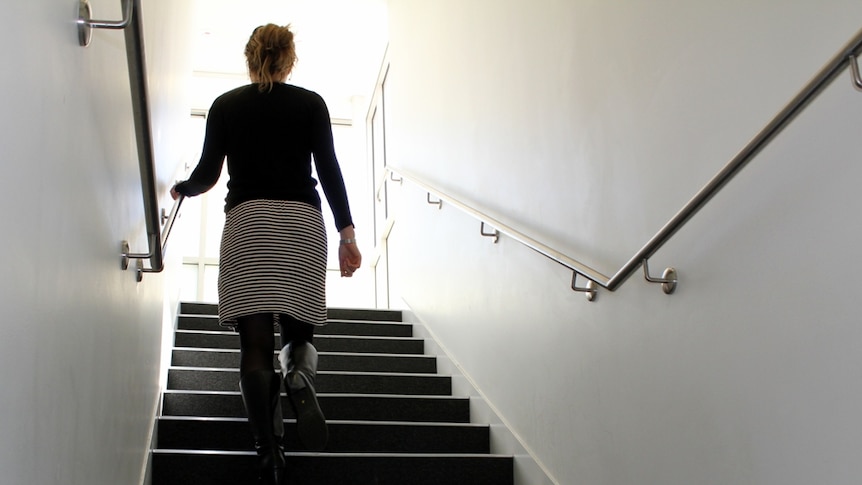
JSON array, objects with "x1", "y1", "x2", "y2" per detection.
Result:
[{"x1": 217, "y1": 199, "x2": 328, "y2": 329}]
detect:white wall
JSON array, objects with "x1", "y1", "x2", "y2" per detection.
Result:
[
  {"x1": 0, "y1": 1, "x2": 193, "y2": 484},
  {"x1": 384, "y1": 1, "x2": 862, "y2": 484}
]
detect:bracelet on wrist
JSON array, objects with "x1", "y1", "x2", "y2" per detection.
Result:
[{"x1": 339, "y1": 238, "x2": 356, "y2": 245}]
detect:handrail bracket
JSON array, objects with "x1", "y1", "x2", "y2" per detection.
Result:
[
  {"x1": 77, "y1": 0, "x2": 134, "y2": 47},
  {"x1": 77, "y1": 1, "x2": 92, "y2": 47},
  {"x1": 120, "y1": 240, "x2": 144, "y2": 282},
  {"x1": 427, "y1": 193, "x2": 443, "y2": 209},
  {"x1": 571, "y1": 272, "x2": 598, "y2": 302},
  {"x1": 120, "y1": 241, "x2": 131, "y2": 271},
  {"x1": 849, "y1": 54, "x2": 862, "y2": 91},
  {"x1": 480, "y1": 222, "x2": 500, "y2": 243},
  {"x1": 642, "y1": 259, "x2": 677, "y2": 294}
]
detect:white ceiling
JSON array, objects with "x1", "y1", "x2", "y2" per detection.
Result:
[{"x1": 189, "y1": 0, "x2": 388, "y2": 117}]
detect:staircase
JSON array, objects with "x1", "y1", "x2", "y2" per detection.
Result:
[{"x1": 151, "y1": 302, "x2": 514, "y2": 484}]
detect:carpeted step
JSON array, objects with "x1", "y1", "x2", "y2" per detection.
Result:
[
  {"x1": 177, "y1": 314, "x2": 414, "y2": 337},
  {"x1": 170, "y1": 348, "x2": 437, "y2": 373},
  {"x1": 179, "y1": 302, "x2": 403, "y2": 322},
  {"x1": 151, "y1": 451, "x2": 513, "y2": 485},
  {"x1": 162, "y1": 390, "x2": 470, "y2": 423},
  {"x1": 174, "y1": 330, "x2": 424, "y2": 354},
  {"x1": 167, "y1": 368, "x2": 452, "y2": 395},
  {"x1": 156, "y1": 416, "x2": 490, "y2": 454}
]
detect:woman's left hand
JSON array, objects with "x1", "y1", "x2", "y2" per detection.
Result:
[
  {"x1": 339, "y1": 242, "x2": 362, "y2": 277},
  {"x1": 338, "y1": 226, "x2": 361, "y2": 277}
]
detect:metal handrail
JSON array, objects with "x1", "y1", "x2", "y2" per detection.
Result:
[
  {"x1": 78, "y1": 0, "x2": 181, "y2": 281},
  {"x1": 386, "y1": 25, "x2": 862, "y2": 301},
  {"x1": 387, "y1": 166, "x2": 610, "y2": 300}
]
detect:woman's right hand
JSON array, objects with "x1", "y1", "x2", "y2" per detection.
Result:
[{"x1": 170, "y1": 185, "x2": 181, "y2": 200}]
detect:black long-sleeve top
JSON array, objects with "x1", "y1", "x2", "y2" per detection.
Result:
[{"x1": 175, "y1": 83, "x2": 354, "y2": 231}]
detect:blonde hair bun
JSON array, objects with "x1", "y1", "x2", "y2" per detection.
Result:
[{"x1": 245, "y1": 24, "x2": 297, "y2": 92}]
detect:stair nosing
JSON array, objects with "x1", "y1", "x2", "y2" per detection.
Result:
[
  {"x1": 168, "y1": 366, "x2": 444, "y2": 379},
  {"x1": 152, "y1": 449, "x2": 511, "y2": 458},
  {"x1": 175, "y1": 329, "x2": 422, "y2": 342},
  {"x1": 178, "y1": 314, "x2": 410, "y2": 325},
  {"x1": 157, "y1": 415, "x2": 487, "y2": 428},
  {"x1": 172, "y1": 347, "x2": 437, "y2": 359},
  {"x1": 162, "y1": 389, "x2": 467, "y2": 399}
]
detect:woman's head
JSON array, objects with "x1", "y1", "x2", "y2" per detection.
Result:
[{"x1": 245, "y1": 24, "x2": 297, "y2": 92}]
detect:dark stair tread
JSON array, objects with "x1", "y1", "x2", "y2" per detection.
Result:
[
  {"x1": 177, "y1": 315, "x2": 414, "y2": 336},
  {"x1": 171, "y1": 348, "x2": 438, "y2": 373},
  {"x1": 152, "y1": 451, "x2": 512, "y2": 485},
  {"x1": 156, "y1": 417, "x2": 490, "y2": 454},
  {"x1": 173, "y1": 330, "x2": 425, "y2": 354},
  {"x1": 162, "y1": 391, "x2": 471, "y2": 423},
  {"x1": 327, "y1": 308, "x2": 404, "y2": 322},
  {"x1": 179, "y1": 302, "x2": 403, "y2": 322},
  {"x1": 167, "y1": 367, "x2": 452, "y2": 395}
]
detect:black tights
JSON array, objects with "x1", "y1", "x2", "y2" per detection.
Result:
[{"x1": 237, "y1": 313, "x2": 314, "y2": 378}]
